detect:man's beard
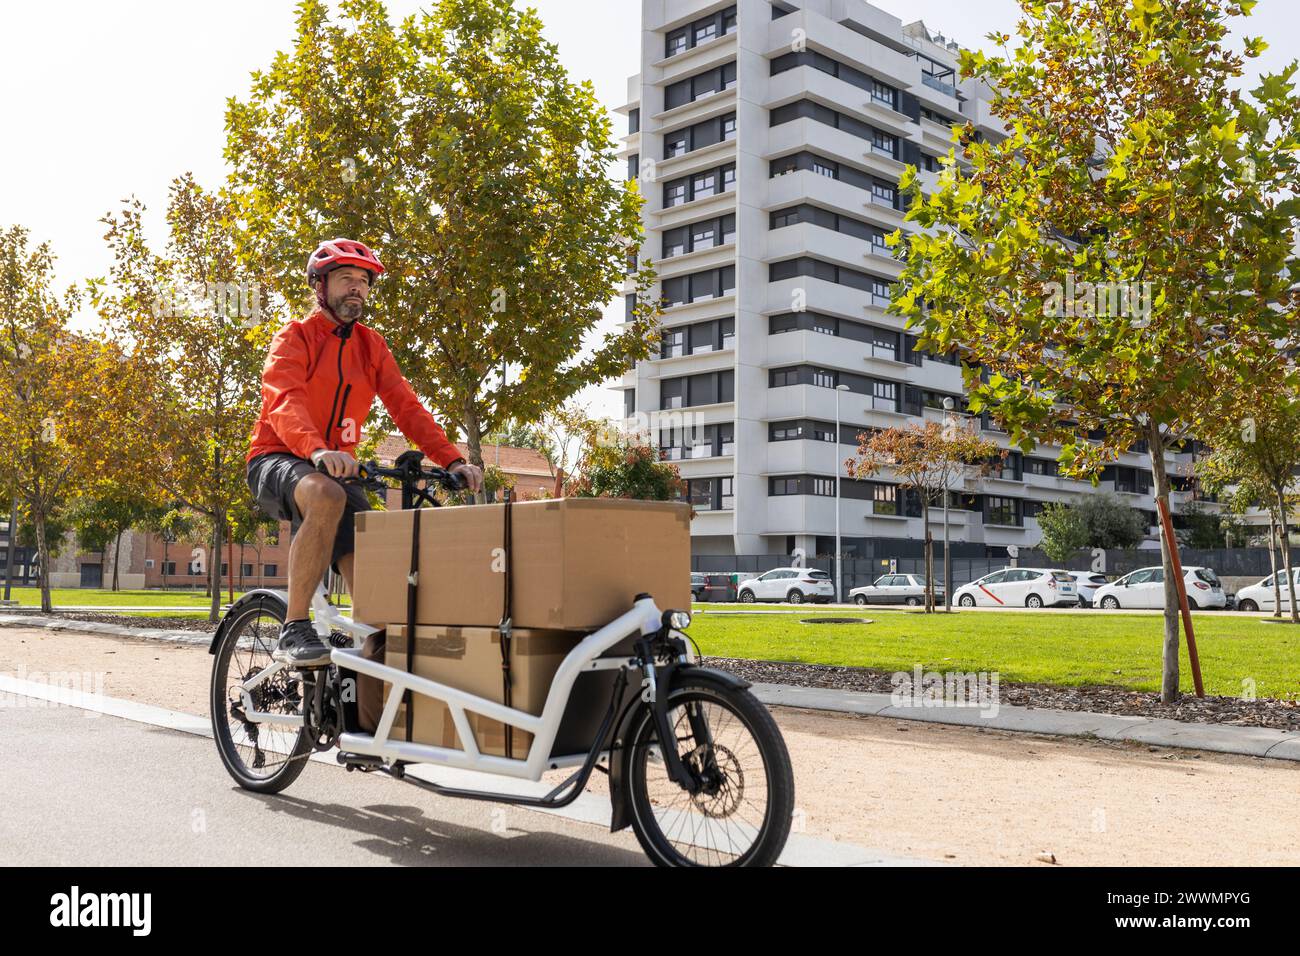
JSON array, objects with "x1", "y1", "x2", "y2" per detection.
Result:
[{"x1": 328, "y1": 293, "x2": 366, "y2": 322}]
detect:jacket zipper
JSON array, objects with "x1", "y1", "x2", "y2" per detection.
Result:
[{"x1": 324, "y1": 333, "x2": 348, "y2": 450}]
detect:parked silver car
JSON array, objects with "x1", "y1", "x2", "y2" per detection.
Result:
[{"x1": 849, "y1": 574, "x2": 944, "y2": 607}]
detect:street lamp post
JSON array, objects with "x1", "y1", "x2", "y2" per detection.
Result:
[
  {"x1": 942, "y1": 397, "x2": 955, "y2": 612},
  {"x1": 835, "y1": 384, "x2": 851, "y2": 603}
]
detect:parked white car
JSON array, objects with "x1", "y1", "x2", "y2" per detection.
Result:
[
  {"x1": 1069, "y1": 571, "x2": 1110, "y2": 607},
  {"x1": 1093, "y1": 566, "x2": 1226, "y2": 610},
  {"x1": 1235, "y1": 569, "x2": 1300, "y2": 613},
  {"x1": 849, "y1": 574, "x2": 944, "y2": 607},
  {"x1": 737, "y1": 568, "x2": 835, "y2": 604},
  {"x1": 953, "y1": 568, "x2": 1078, "y2": 608}
]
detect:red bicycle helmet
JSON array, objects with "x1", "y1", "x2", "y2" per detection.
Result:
[{"x1": 306, "y1": 238, "x2": 386, "y2": 287}]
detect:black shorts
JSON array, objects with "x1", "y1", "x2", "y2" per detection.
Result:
[{"x1": 246, "y1": 452, "x2": 372, "y2": 576}]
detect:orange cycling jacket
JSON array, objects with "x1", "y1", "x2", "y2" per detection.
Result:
[{"x1": 246, "y1": 309, "x2": 463, "y2": 468}]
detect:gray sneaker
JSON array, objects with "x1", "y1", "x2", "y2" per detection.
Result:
[{"x1": 272, "y1": 619, "x2": 332, "y2": 668}]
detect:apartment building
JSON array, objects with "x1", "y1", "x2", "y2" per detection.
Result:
[{"x1": 616, "y1": 0, "x2": 1192, "y2": 561}]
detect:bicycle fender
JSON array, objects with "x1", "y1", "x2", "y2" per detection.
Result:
[
  {"x1": 606, "y1": 665, "x2": 753, "y2": 831},
  {"x1": 207, "y1": 588, "x2": 287, "y2": 655}
]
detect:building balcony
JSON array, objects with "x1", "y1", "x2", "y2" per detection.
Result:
[{"x1": 762, "y1": 8, "x2": 921, "y2": 90}]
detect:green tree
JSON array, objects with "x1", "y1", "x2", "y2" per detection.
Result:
[
  {"x1": 0, "y1": 227, "x2": 117, "y2": 611},
  {"x1": 95, "y1": 177, "x2": 271, "y2": 621},
  {"x1": 66, "y1": 492, "x2": 167, "y2": 592},
  {"x1": 891, "y1": 0, "x2": 1300, "y2": 700},
  {"x1": 1035, "y1": 501, "x2": 1089, "y2": 564},
  {"x1": 224, "y1": 0, "x2": 659, "y2": 473},
  {"x1": 1077, "y1": 492, "x2": 1149, "y2": 550},
  {"x1": 566, "y1": 422, "x2": 685, "y2": 503},
  {"x1": 1198, "y1": 386, "x2": 1300, "y2": 622},
  {"x1": 848, "y1": 420, "x2": 1003, "y2": 611}
]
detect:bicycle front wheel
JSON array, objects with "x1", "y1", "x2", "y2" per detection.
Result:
[{"x1": 624, "y1": 677, "x2": 795, "y2": 867}]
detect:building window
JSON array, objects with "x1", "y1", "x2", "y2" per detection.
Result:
[
  {"x1": 871, "y1": 380, "x2": 897, "y2": 411},
  {"x1": 144, "y1": 558, "x2": 154, "y2": 569},
  {"x1": 661, "y1": 327, "x2": 685, "y2": 358},
  {"x1": 263, "y1": 564, "x2": 278, "y2": 577},
  {"x1": 873, "y1": 483, "x2": 898, "y2": 516},
  {"x1": 770, "y1": 477, "x2": 800, "y2": 496},
  {"x1": 871, "y1": 328, "x2": 897, "y2": 361},
  {"x1": 694, "y1": 20, "x2": 717, "y2": 45},
  {"x1": 812, "y1": 159, "x2": 837, "y2": 178},
  {"x1": 813, "y1": 477, "x2": 834, "y2": 496},
  {"x1": 665, "y1": 130, "x2": 688, "y2": 159},
  {"x1": 627, "y1": 154, "x2": 639, "y2": 180},
  {"x1": 666, "y1": 29, "x2": 688, "y2": 58},
  {"x1": 871, "y1": 129, "x2": 897, "y2": 158},
  {"x1": 165, "y1": 561, "x2": 177, "y2": 575},
  {"x1": 664, "y1": 181, "x2": 687, "y2": 207},
  {"x1": 241, "y1": 563, "x2": 254, "y2": 577},
  {"x1": 870, "y1": 180, "x2": 896, "y2": 208},
  {"x1": 719, "y1": 477, "x2": 734, "y2": 508},
  {"x1": 870, "y1": 79, "x2": 897, "y2": 110},
  {"x1": 629, "y1": 108, "x2": 640, "y2": 134},
  {"x1": 770, "y1": 368, "x2": 800, "y2": 387},
  {"x1": 813, "y1": 368, "x2": 835, "y2": 389},
  {"x1": 986, "y1": 496, "x2": 1022, "y2": 526},
  {"x1": 722, "y1": 115, "x2": 737, "y2": 140}
]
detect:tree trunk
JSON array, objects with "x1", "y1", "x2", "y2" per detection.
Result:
[
  {"x1": 922, "y1": 496, "x2": 933, "y2": 613},
  {"x1": 1269, "y1": 511, "x2": 1281, "y2": 618},
  {"x1": 33, "y1": 507, "x2": 52, "y2": 613},
  {"x1": 111, "y1": 530, "x2": 122, "y2": 592},
  {"x1": 1277, "y1": 488, "x2": 1298, "y2": 625},
  {"x1": 1147, "y1": 423, "x2": 1181, "y2": 703},
  {"x1": 463, "y1": 403, "x2": 484, "y2": 503},
  {"x1": 209, "y1": 515, "x2": 223, "y2": 624}
]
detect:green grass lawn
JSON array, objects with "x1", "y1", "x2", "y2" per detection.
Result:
[
  {"x1": 686, "y1": 606, "x2": 1300, "y2": 699},
  {"x1": 6, "y1": 588, "x2": 349, "y2": 611}
]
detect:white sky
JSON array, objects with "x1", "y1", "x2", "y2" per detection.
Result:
[{"x1": 3, "y1": 0, "x2": 1294, "y2": 421}]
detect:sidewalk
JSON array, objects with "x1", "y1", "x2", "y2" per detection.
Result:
[
  {"x1": 750, "y1": 683, "x2": 1300, "y2": 762},
  {"x1": 5, "y1": 612, "x2": 1297, "y2": 763}
]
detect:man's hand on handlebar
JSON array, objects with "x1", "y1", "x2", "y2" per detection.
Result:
[
  {"x1": 448, "y1": 460, "x2": 484, "y2": 494},
  {"x1": 312, "y1": 450, "x2": 360, "y2": 479}
]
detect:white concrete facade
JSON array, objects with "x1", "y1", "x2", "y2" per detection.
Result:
[{"x1": 616, "y1": 0, "x2": 1190, "y2": 559}]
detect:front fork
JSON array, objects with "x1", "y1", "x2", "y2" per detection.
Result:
[{"x1": 637, "y1": 634, "x2": 717, "y2": 795}]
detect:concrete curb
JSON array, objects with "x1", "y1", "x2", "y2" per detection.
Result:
[
  {"x1": 0, "y1": 613, "x2": 212, "y2": 647},
  {"x1": 7, "y1": 613, "x2": 1295, "y2": 764},
  {"x1": 751, "y1": 682, "x2": 1300, "y2": 762}
]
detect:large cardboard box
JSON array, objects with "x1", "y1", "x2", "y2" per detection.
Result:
[
  {"x1": 384, "y1": 624, "x2": 573, "y2": 757},
  {"x1": 351, "y1": 497, "x2": 692, "y2": 630},
  {"x1": 369, "y1": 625, "x2": 642, "y2": 759}
]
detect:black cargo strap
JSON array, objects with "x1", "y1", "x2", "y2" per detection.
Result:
[
  {"x1": 404, "y1": 506, "x2": 421, "y2": 743},
  {"x1": 498, "y1": 489, "x2": 514, "y2": 757}
]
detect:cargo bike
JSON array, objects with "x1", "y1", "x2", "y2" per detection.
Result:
[{"x1": 209, "y1": 452, "x2": 795, "y2": 866}]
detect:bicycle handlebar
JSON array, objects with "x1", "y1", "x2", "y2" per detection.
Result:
[{"x1": 315, "y1": 449, "x2": 468, "y2": 499}]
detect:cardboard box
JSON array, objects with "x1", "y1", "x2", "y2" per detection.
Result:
[
  {"x1": 384, "y1": 624, "x2": 576, "y2": 757},
  {"x1": 367, "y1": 624, "x2": 643, "y2": 759},
  {"x1": 351, "y1": 497, "x2": 692, "y2": 630}
]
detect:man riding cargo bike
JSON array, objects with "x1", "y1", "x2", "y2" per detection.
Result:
[
  {"x1": 211, "y1": 237, "x2": 794, "y2": 866},
  {"x1": 244, "y1": 238, "x2": 484, "y2": 667}
]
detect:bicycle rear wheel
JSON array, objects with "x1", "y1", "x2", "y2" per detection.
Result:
[
  {"x1": 210, "y1": 598, "x2": 313, "y2": 794},
  {"x1": 624, "y1": 676, "x2": 795, "y2": 867}
]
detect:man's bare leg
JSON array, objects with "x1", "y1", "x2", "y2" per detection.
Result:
[
  {"x1": 336, "y1": 552, "x2": 355, "y2": 599},
  {"x1": 286, "y1": 474, "x2": 347, "y2": 621}
]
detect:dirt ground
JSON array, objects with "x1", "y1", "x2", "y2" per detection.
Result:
[{"x1": 5, "y1": 625, "x2": 1300, "y2": 866}]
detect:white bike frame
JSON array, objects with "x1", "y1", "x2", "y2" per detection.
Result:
[{"x1": 235, "y1": 587, "x2": 683, "y2": 783}]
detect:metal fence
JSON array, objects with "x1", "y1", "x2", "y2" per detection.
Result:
[{"x1": 692, "y1": 546, "x2": 1296, "y2": 598}]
